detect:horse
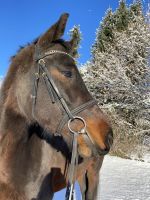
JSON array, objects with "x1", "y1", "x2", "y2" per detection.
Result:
[{"x1": 0, "y1": 13, "x2": 113, "y2": 200}]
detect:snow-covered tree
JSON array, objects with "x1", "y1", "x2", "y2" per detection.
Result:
[
  {"x1": 0, "y1": 77, "x2": 3, "y2": 87},
  {"x1": 81, "y1": 0, "x2": 150, "y2": 160},
  {"x1": 68, "y1": 25, "x2": 82, "y2": 58}
]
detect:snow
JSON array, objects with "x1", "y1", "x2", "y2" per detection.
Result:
[{"x1": 98, "y1": 156, "x2": 150, "y2": 200}]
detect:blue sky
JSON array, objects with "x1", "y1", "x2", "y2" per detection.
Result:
[{"x1": 0, "y1": 0, "x2": 135, "y2": 77}]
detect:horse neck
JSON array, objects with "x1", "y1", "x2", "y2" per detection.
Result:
[
  {"x1": 0, "y1": 103, "x2": 58, "y2": 199},
  {"x1": 0, "y1": 103, "x2": 40, "y2": 183}
]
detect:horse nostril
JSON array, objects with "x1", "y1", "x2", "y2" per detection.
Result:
[
  {"x1": 98, "y1": 145, "x2": 110, "y2": 156},
  {"x1": 103, "y1": 147, "x2": 110, "y2": 152}
]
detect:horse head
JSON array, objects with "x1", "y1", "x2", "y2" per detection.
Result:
[{"x1": 14, "y1": 13, "x2": 113, "y2": 158}]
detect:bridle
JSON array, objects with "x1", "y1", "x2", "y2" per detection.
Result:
[{"x1": 32, "y1": 46, "x2": 97, "y2": 200}]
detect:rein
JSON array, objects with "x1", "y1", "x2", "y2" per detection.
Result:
[{"x1": 32, "y1": 47, "x2": 97, "y2": 200}]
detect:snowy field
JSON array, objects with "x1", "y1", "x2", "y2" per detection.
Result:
[
  {"x1": 54, "y1": 156, "x2": 150, "y2": 200},
  {"x1": 98, "y1": 156, "x2": 150, "y2": 200}
]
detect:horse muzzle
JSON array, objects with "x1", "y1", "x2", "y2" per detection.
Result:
[{"x1": 78, "y1": 128, "x2": 113, "y2": 158}]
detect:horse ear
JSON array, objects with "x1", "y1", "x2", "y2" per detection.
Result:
[{"x1": 38, "y1": 13, "x2": 69, "y2": 48}]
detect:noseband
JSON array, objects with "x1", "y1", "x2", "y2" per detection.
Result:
[{"x1": 32, "y1": 46, "x2": 97, "y2": 200}]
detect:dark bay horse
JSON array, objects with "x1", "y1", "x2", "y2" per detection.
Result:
[{"x1": 0, "y1": 13, "x2": 113, "y2": 200}]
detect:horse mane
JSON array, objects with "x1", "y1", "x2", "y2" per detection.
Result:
[{"x1": 11, "y1": 38, "x2": 70, "y2": 60}]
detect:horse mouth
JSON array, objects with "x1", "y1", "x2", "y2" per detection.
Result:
[
  {"x1": 77, "y1": 129, "x2": 113, "y2": 158},
  {"x1": 76, "y1": 137, "x2": 105, "y2": 159},
  {"x1": 77, "y1": 140, "x2": 110, "y2": 158}
]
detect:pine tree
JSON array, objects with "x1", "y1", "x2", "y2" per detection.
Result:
[
  {"x1": 68, "y1": 25, "x2": 82, "y2": 58},
  {"x1": 93, "y1": 8, "x2": 114, "y2": 53},
  {"x1": 115, "y1": 0, "x2": 130, "y2": 31},
  {"x1": 81, "y1": 0, "x2": 150, "y2": 160},
  {"x1": 0, "y1": 77, "x2": 3, "y2": 87}
]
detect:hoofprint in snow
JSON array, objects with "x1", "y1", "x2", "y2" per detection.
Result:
[{"x1": 98, "y1": 156, "x2": 150, "y2": 200}]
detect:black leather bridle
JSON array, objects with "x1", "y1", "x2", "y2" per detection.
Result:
[{"x1": 31, "y1": 46, "x2": 97, "y2": 200}]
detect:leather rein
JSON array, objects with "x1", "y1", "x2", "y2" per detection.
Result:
[{"x1": 32, "y1": 47, "x2": 97, "y2": 200}]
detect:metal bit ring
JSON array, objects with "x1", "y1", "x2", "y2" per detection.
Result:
[{"x1": 68, "y1": 116, "x2": 86, "y2": 135}]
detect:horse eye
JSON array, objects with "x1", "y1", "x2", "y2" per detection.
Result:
[{"x1": 61, "y1": 71, "x2": 72, "y2": 78}]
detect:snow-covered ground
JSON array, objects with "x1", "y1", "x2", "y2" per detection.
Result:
[
  {"x1": 54, "y1": 156, "x2": 150, "y2": 200},
  {"x1": 98, "y1": 156, "x2": 150, "y2": 200}
]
